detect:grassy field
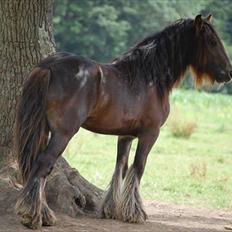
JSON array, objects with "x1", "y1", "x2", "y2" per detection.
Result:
[{"x1": 64, "y1": 89, "x2": 232, "y2": 210}]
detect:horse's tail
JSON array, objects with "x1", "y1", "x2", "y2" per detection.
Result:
[{"x1": 15, "y1": 67, "x2": 51, "y2": 184}]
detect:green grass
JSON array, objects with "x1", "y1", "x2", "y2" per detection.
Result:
[{"x1": 64, "y1": 89, "x2": 232, "y2": 210}]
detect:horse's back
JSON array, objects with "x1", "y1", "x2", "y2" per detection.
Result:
[
  {"x1": 37, "y1": 52, "x2": 95, "y2": 72},
  {"x1": 37, "y1": 52, "x2": 99, "y2": 90}
]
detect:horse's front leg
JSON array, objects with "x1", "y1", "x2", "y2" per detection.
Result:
[
  {"x1": 101, "y1": 136, "x2": 134, "y2": 219},
  {"x1": 118, "y1": 129, "x2": 159, "y2": 223}
]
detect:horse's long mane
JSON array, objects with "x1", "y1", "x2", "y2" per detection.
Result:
[{"x1": 113, "y1": 18, "x2": 195, "y2": 97}]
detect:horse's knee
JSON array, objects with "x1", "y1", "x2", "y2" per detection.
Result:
[
  {"x1": 133, "y1": 159, "x2": 147, "y2": 181},
  {"x1": 29, "y1": 155, "x2": 53, "y2": 180},
  {"x1": 38, "y1": 157, "x2": 54, "y2": 177}
]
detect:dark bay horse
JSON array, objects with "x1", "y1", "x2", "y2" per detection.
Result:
[{"x1": 15, "y1": 15, "x2": 232, "y2": 229}]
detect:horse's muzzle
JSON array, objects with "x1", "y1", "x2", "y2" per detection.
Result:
[{"x1": 229, "y1": 71, "x2": 232, "y2": 79}]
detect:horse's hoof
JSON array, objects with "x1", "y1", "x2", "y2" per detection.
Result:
[
  {"x1": 21, "y1": 214, "x2": 42, "y2": 229},
  {"x1": 42, "y1": 206, "x2": 57, "y2": 226},
  {"x1": 101, "y1": 203, "x2": 117, "y2": 219},
  {"x1": 101, "y1": 190, "x2": 119, "y2": 219},
  {"x1": 118, "y1": 166, "x2": 147, "y2": 223},
  {"x1": 121, "y1": 208, "x2": 147, "y2": 223}
]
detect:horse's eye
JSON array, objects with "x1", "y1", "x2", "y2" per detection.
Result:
[{"x1": 209, "y1": 39, "x2": 217, "y2": 47}]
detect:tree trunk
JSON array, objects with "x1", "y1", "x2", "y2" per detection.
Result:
[
  {"x1": 0, "y1": 0, "x2": 102, "y2": 219},
  {"x1": 0, "y1": 0, "x2": 55, "y2": 164}
]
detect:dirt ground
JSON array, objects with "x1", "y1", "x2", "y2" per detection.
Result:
[{"x1": 1, "y1": 201, "x2": 232, "y2": 232}]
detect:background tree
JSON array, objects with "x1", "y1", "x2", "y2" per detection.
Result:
[
  {"x1": 0, "y1": 0, "x2": 102, "y2": 219},
  {"x1": 53, "y1": 0, "x2": 206, "y2": 62}
]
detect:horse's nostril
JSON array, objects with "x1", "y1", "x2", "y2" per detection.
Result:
[{"x1": 229, "y1": 71, "x2": 232, "y2": 78}]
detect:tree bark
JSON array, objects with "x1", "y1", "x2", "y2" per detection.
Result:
[
  {"x1": 0, "y1": 0, "x2": 102, "y2": 218},
  {"x1": 0, "y1": 0, "x2": 55, "y2": 164}
]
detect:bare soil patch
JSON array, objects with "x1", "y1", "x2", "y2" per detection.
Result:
[{"x1": 1, "y1": 201, "x2": 231, "y2": 232}]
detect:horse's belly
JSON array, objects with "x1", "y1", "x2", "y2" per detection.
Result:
[{"x1": 82, "y1": 115, "x2": 139, "y2": 136}]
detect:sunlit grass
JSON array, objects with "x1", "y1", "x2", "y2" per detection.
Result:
[{"x1": 64, "y1": 89, "x2": 232, "y2": 210}]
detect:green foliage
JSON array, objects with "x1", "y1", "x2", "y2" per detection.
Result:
[
  {"x1": 54, "y1": 0, "x2": 130, "y2": 61},
  {"x1": 202, "y1": 0, "x2": 232, "y2": 44},
  {"x1": 53, "y1": 0, "x2": 207, "y2": 62}
]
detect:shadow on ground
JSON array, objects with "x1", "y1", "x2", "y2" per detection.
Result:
[{"x1": 1, "y1": 201, "x2": 232, "y2": 232}]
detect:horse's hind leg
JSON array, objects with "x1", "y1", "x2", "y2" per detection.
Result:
[
  {"x1": 40, "y1": 131, "x2": 76, "y2": 226},
  {"x1": 38, "y1": 133, "x2": 74, "y2": 227},
  {"x1": 41, "y1": 187, "x2": 56, "y2": 226},
  {"x1": 101, "y1": 136, "x2": 134, "y2": 219},
  {"x1": 16, "y1": 130, "x2": 76, "y2": 229},
  {"x1": 119, "y1": 130, "x2": 159, "y2": 223}
]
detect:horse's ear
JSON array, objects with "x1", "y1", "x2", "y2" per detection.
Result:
[
  {"x1": 205, "y1": 14, "x2": 212, "y2": 23},
  {"x1": 195, "y1": 14, "x2": 203, "y2": 32}
]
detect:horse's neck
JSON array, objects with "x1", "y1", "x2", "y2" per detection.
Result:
[
  {"x1": 113, "y1": 20, "x2": 195, "y2": 94},
  {"x1": 156, "y1": 24, "x2": 194, "y2": 90}
]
